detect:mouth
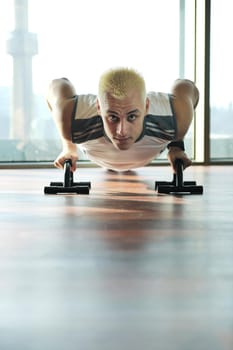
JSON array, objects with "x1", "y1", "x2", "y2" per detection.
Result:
[{"x1": 114, "y1": 137, "x2": 131, "y2": 143}]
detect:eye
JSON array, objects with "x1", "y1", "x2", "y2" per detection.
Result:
[
  {"x1": 127, "y1": 114, "x2": 137, "y2": 122},
  {"x1": 107, "y1": 115, "x2": 119, "y2": 123}
]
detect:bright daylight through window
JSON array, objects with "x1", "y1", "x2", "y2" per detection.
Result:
[
  {"x1": 210, "y1": 0, "x2": 233, "y2": 160},
  {"x1": 0, "y1": 0, "x2": 189, "y2": 163},
  {"x1": 2, "y1": 1, "x2": 230, "y2": 164}
]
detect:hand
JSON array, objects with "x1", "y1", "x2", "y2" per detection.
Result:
[
  {"x1": 54, "y1": 147, "x2": 78, "y2": 172},
  {"x1": 167, "y1": 148, "x2": 192, "y2": 173}
]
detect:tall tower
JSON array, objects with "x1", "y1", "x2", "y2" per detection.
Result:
[{"x1": 6, "y1": 0, "x2": 38, "y2": 140}]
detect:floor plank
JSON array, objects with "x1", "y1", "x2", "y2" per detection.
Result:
[{"x1": 0, "y1": 165, "x2": 233, "y2": 350}]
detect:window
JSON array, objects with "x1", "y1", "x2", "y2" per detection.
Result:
[
  {"x1": 0, "y1": 0, "x2": 198, "y2": 164},
  {"x1": 210, "y1": 0, "x2": 233, "y2": 160}
]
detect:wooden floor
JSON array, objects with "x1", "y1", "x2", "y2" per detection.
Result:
[{"x1": 0, "y1": 165, "x2": 233, "y2": 350}]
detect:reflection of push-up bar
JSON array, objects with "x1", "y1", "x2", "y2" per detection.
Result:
[
  {"x1": 44, "y1": 159, "x2": 91, "y2": 195},
  {"x1": 155, "y1": 159, "x2": 203, "y2": 195}
]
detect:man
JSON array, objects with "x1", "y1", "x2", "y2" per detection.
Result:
[{"x1": 46, "y1": 67, "x2": 199, "y2": 173}]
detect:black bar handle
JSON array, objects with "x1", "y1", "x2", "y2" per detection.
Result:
[
  {"x1": 64, "y1": 159, "x2": 73, "y2": 187},
  {"x1": 175, "y1": 159, "x2": 184, "y2": 187}
]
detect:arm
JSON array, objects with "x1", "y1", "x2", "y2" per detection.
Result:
[
  {"x1": 46, "y1": 78, "x2": 78, "y2": 172},
  {"x1": 167, "y1": 79, "x2": 199, "y2": 172}
]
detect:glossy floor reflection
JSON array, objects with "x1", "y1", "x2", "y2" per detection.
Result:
[{"x1": 0, "y1": 165, "x2": 233, "y2": 350}]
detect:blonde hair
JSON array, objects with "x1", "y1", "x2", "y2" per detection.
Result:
[{"x1": 98, "y1": 67, "x2": 146, "y2": 100}]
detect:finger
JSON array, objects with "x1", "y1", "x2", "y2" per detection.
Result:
[
  {"x1": 71, "y1": 160, "x2": 77, "y2": 172},
  {"x1": 54, "y1": 159, "x2": 64, "y2": 169},
  {"x1": 183, "y1": 158, "x2": 192, "y2": 170}
]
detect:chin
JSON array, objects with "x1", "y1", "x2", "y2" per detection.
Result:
[
  {"x1": 110, "y1": 136, "x2": 134, "y2": 150},
  {"x1": 117, "y1": 145, "x2": 131, "y2": 150}
]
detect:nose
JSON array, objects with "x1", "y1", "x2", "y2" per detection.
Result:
[{"x1": 116, "y1": 120, "x2": 128, "y2": 137}]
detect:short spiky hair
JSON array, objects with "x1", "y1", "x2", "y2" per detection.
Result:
[{"x1": 98, "y1": 67, "x2": 146, "y2": 100}]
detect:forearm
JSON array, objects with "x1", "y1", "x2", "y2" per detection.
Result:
[
  {"x1": 52, "y1": 106, "x2": 78, "y2": 171},
  {"x1": 46, "y1": 78, "x2": 77, "y2": 148},
  {"x1": 51, "y1": 107, "x2": 74, "y2": 148}
]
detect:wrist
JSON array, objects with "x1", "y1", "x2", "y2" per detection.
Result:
[
  {"x1": 62, "y1": 140, "x2": 77, "y2": 151},
  {"x1": 167, "y1": 140, "x2": 185, "y2": 151}
]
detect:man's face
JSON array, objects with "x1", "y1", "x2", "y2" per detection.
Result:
[{"x1": 97, "y1": 89, "x2": 149, "y2": 150}]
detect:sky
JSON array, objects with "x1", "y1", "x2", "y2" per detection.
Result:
[{"x1": 0, "y1": 0, "x2": 233, "y2": 108}]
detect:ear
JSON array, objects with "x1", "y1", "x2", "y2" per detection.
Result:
[
  {"x1": 145, "y1": 97, "x2": 150, "y2": 113},
  {"x1": 96, "y1": 98, "x2": 101, "y2": 114}
]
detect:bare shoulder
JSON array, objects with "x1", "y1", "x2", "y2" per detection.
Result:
[
  {"x1": 171, "y1": 79, "x2": 199, "y2": 108},
  {"x1": 46, "y1": 78, "x2": 76, "y2": 111}
]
